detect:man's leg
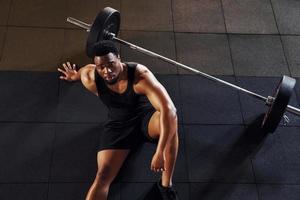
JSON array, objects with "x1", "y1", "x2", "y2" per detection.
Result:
[
  {"x1": 85, "y1": 149, "x2": 130, "y2": 200},
  {"x1": 148, "y1": 111, "x2": 179, "y2": 187}
]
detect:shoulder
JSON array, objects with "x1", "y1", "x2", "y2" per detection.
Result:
[
  {"x1": 134, "y1": 64, "x2": 153, "y2": 82},
  {"x1": 80, "y1": 64, "x2": 96, "y2": 82},
  {"x1": 133, "y1": 64, "x2": 160, "y2": 94}
]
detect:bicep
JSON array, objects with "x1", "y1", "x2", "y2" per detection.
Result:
[
  {"x1": 80, "y1": 66, "x2": 99, "y2": 96},
  {"x1": 139, "y1": 71, "x2": 175, "y2": 112}
]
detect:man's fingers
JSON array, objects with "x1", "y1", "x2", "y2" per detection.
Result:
[
  {"x1": 62, "y1": 63, "x2": 69, "y2": 71},
  {"x1": 58, "y1": 68, "x2": 67, "y2": 76},
  {"x1": 67, "y1": 62, "x2": 72, "y2": 68},
  {"x1": 72, "y1": 64, "x2": 76, "y2": 70}
]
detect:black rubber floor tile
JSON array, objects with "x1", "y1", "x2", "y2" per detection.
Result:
[
  {"x1": 61, "y1": 29, "x2": 93, "y2": 67},
  {"x1": 0, "y1": 123, "x2": 55, "y2": 182},
  {"x1": 0, "y1": 27, "x2": 64, "y2": 71},
  {"x1": 0, "y1": 183, "x2": 48, "y2": 200},
  {"x1": 236, "y1": 77, "x2": 300, "y2": 127},
  {"x1": 118, "y1": 140, "x2": 188, "y2": 182},
  {"x1": 57, "y1": 81, "x2": 108, "y2": 123},
  {"x1": 97, "y1": 0, "x2": 121, "y2": 12},
  {"x1": 180, "y1": 75, "x2": 243, "y2": 124},
  {"x1": 222, "y1": 0, "x2": 277, "y2": 34},
  {"x1": 271, "y1": 0, "x2": 300, "y2": 34},
  {"x1": 295, "y1": 78, "x2": 300, "y2": 104},
  {"x1": 121, "y1": 0, "x2": 173, "y2": 31},
  {"x1": 173, "y1": 0, "x2": 225, "y2": 33},
  {"x1": 176, "y1": 33, "x2": 234, "y2": 75},
  {"x1": 282, "y1": 36, "x2": 300, "y2": 77},
  {"x1": 120, "y1": 182, "x2": 189, "y2": 200},
  {"x1": 120, "y1": 30, "x2": 178, "y2": 74},
  {"x1": 120, "y1": 182, "x2": 155, "y2": 200},
  {"x1": 229, "y1": 35, "x2": 289, "y2": 77},
  {"x1": 156, "y1": 75, "x2": 183, "y2": 124},
  {"x1": 108, "y1": 182, "x2": 121, "y2": 200},
  {"x1": 190, "y1": 183, "x2": 258, "y2": 200},
  {"x1": 65, "y1": 0, "x2": 97, "y2": 29},
  {"x1": 276, "y1": 127, "x2": 300, "y2": 183},
  {"x1": 48, "y1": 182, "x2": 96, "y2": 200},
  {"x1": 184, "y1": 125, "x2": 255, "y2": 182},
  {"x1": 258, "y1": 184, "x2": 300, "y2": 200},
  {"x1": 0, "y1": 27, "x2": 6, "y2": 61},
  {"x1": 0, "y1": 0, "x2": 11, "y2": 25},
  {"x1": 50, "y1": 123, "x2": 100, "y2": 182},
  {"x1": 0, "y1": 71, "x2": 59, "y2": 122},
  {"x1": 252, "y1": 127, "x2": 300, "y2": 183},
  {"x1": 116, "y1": 143, "x2": 159, "y2": 182},
  {"x1": 8, "y1": 0, "x2": 67, "y2": 28}
]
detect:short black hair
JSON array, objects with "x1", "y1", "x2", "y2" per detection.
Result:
[{"x1": 91, "y1": 40, "x2": 119, "y2": 57}]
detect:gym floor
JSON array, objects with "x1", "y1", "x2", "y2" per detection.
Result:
[{"x1": 0, "y1": 0, "x2": 300, "y2": 199}]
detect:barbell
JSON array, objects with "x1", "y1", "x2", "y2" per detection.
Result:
[{"x1": 66, "y1": 7, "x2": 300, "y2": 133}]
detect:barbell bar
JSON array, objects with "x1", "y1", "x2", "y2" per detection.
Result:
[{"x1": 66, "y1": 7, "x2": 300, "y2": 133}]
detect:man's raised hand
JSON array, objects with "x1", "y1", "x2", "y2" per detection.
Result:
[{"x1": 58, "y1": 62, "x2": 79, "y2": 81}]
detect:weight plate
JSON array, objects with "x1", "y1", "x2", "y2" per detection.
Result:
[
  {"x1": 261, "y1": 75, "x2": 296, "y2": 133},
  {"x1": 86, "y1": 7, "x2": 120, "y2": 58}
]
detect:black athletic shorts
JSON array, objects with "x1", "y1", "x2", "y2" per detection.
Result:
[{"x1": 98, "y1": 108, "x2": 158, "y2": 151}]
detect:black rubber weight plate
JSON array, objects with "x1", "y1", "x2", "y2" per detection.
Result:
[
  {"x1": 261, "y1": 75, "x2": 296, "y2": 133},
  {"x1": 86, "y1": 7, "x2": 120, "y2": 58}
]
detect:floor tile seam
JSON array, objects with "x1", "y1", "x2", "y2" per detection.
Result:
[
  {"x1": 100, "y1": 29, "x2": 300, "y2": 37},
  {"x1": 5, "y1": 0, "x2": 14, "y2": 27},
  {"x1": 295, "y1": 87, "x2": 300, "y2": 106},
  {"x1": 169, "y1": 0, "x2": 180, "y2": 76},
  {"x1": 0, "y1": 27, "x2": 7, "y2": 62},
  {"x1": 0, "y1": 182, "x2": 49, "y2": 184},
  {"x1": 0, "y1": 72, "x2": 293, "y2": 80},
  {"x1": 250, "y1": 158, "x2": 261, "y2": 200},
  {"x1": 268, "y1": 0, "x2": 280, "y2": 35},
  {"x1": 169, "y1": 0, "x2": 184, "y2": 123},
  {"x1": 2, "y1": 24, "x2": 300, "y2": 36},
  {"x1": 181, "y1": 125, "x2": 193, "y2": 185},
  {"x1": 0, "y1": 121, "x2": 103, "y2": 124},
  {"x1": 46, "y1": 71, "x2": 61, "y2": 199},
  {"x1": 177, "y1": 181, "x2": 300, "y2": 185},
  {"x1": 2, "y1": 181, "x2": 300, "y2": 185},
  {"x1": 0, "y1": 25, "x2": 74, "y2": 31},
  {"x1": 220, "y1": 0, "x2": 246, "y2": 126},
  {"x1": 278, "y1": 35, "x2": 292, "y2": 77},
  {"x1": 0, "y1": 0, "x2": 13, "y2": 63},
  {"x1": 268, "y1": 0, "x2": 292, "y2": 77},
  {"x1": 276, "y1": 131, "x2": 291, "y2": 165},
  {"x1": 170, "y1": 0, "x2": 191, "y2": 190},
  {"x1": 1, "y1": 121, "x2": 300, "y2": 127},
  {"x1": 181, "y1": 123, "x2": 300, "y2": 127},
  {"x1": 187, "y1": 182, "x2": 258, "y2": 185},
  {"x1": 46, "y1": 122, "x2": 58, "y2": 199},
  {"x1": 161, "y1": 74, "x2": 295, "y2": 78},
  {"x1": 59, "y1": 16, "x2": 67, "y2": 65}
]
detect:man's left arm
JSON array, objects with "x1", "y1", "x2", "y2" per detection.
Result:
[{"x1": 135, "y1": 66, "x2": 177, "y2": 171}]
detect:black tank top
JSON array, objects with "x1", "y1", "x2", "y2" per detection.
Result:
[{"x1": 94, "y1": 62, "x2": 153, "y2": 127}]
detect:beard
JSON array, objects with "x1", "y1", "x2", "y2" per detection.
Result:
[{"x1": 104, "y1": 74, "x2": 119, "y2": 85}]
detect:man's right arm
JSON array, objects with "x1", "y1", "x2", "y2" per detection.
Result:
[{"x1": 58, "y1": 62, "x2": 98, "y2": 96}]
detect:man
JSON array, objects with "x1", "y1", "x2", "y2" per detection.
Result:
[{"x1": 58, "y1": 40, "x2": 179, "y2": 200}]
